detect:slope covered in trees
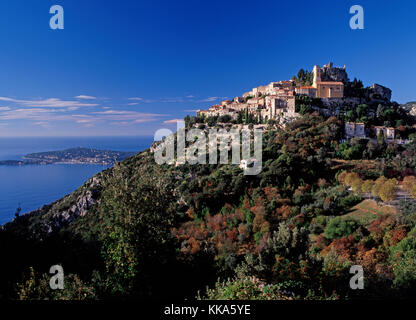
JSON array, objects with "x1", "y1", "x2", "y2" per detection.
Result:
[{"x1": 2, "y1": 113, "x2": 416, "y2": 300}]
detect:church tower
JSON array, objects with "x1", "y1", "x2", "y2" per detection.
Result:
[{"x1": 312, "y1": 65, "x2": 321, "y2": 88}]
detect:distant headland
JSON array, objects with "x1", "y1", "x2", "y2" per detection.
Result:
[{"x1": 0, "y1": 147, "x2": 136, "y2": 166}]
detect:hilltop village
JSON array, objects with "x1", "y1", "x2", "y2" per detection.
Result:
[{"x1": 195, "y1": 62, "x2": 400, "y2": 141}]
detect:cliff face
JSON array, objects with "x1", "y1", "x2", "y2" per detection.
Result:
[
  {"x1": 401, "y1": 101, "x2": 416, "y2": 116},
  {"x1": 319, "y1": 97, "x2": 366, "y2": 117},
  {"x1": 369, "y1": 84, "x2": 392, "y2": 102},
  {"x1": 1, "y1": 169, "x2": 107, "y2": 239},
  {"x1": 47, "y1": 177, "x2": 101, "y2": 233},
  {"x1": 321, "y1": 64, "x2": 349, "y2": 83}
]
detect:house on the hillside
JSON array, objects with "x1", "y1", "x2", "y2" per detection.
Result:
[
  {"x1": 345, "y1": 122, "x2": 366, "y2": 138},
  {"x1": 295, "y1": 86, "x2": 317, "y2": 98},
  {"x1": 375, "y1": 126, "x2": 395, "y2": 140}
]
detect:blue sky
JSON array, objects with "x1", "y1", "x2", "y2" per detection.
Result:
[{"x1": 0, "y1": 0, "x2": 414, "y2": 137}]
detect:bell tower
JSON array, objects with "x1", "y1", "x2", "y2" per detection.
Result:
[{"x1": 312, "y1": 65, "x2": 321, "y2": 88}]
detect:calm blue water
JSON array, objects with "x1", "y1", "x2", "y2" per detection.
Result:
[{"x1": 0, "y1": 136, "x2": 153, "y2": 225}]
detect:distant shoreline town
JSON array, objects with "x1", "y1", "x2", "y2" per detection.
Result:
[{"x1": 0, "y1": 147, "x2": 136, "y2": 166}]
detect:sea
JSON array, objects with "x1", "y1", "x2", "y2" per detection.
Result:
[{"x1": 0, "y1": 136, "x2": 154, "y2": 225}]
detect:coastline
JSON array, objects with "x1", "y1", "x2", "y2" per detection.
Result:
[{"x1": 0, "y1": 137, "x2": 153, "y2": 225}]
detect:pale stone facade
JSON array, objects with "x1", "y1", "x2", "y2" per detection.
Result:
[
  {"x1": 234, "y1": 96, "x2": 245, "y2": 103},
  {"x1": 265, "y1": 95, "x2": 296, "y2": 118},
  {"x1": 345, "y1": 122, "x2": 365, "y2": 138},
  {"x1": 375, "y1": 126, "x2": 395, "y2": 140},
  {"x1": 312, "y1": 64, "x2": 344, "y2": 98},
  {"x1": 294, "y1": 63, "x2": 345, "y2": 99},
  {"x1": 295, "y1": 86, "x2": 317, "y2": 98},
  {"x1": 315, "y1": 81, "x2": 344, "y2": 98}
]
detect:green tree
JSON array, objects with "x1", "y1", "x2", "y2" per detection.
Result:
[
  {"x1": 390, "y1": 236, "x2": 416, "y2": 288},
  {"x1": 100, "y1": 163, "x2": 175, "y2": 297},
  {"x1": 361, "y1": 180, "x2": 374, "y2": 194},
  {"x1": 379, "y1": 181, "x2": 397, "y2": 202},
  {"x1": 324, "y1": 217, "x2": 360, "y2": 240}
]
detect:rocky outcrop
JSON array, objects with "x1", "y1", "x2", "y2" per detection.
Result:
[
  {"x1": 319, "y1": 97, "x2": 373, "y2": 117},
  {"x1": 1, "y1": 175, "x2": 104, "y2": 236},
  {"x1": 52, "y1": 190, "x2": 98, "y2": 226},
  {"x1": 46, "y1": 176, "x2": 101, "y2": 232},
  {"x1": 321, "y1": 62, "x2": 349, "y2": 83},
  {"x1": 368, "y1": 84, "x2": 392, "y2": 102},
  {"x1": 401, "y1": 101, "x2": 416, "y2": 116}
]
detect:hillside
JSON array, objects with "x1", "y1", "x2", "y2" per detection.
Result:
[{"x1": 2, "y1": 110, "x2": 416, "y2": 300}]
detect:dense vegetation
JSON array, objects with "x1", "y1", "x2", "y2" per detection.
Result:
[
  {"x1": 2, "y1": 111, "x2": 416, "y2": 300},
  {"x1": 291, "y1": 68, "x2": 314, "y2": 86}
]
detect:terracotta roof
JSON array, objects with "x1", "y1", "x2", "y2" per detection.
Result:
[
  {"x1": 297, "y1": 86, "x2": 316, "y2": 89},
  {"x1": 316, "y1": 81, "x2": 344, "y2": 85}
]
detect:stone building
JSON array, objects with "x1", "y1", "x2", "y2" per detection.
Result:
[
  {"x1": 345, "y1": 122, "x2": 366, "y2": 138},
  {"x1": 233, "y1": 96, "x2": 245, "y2": 103},
  {"x1": 295, "y1": 62, "x2": 345, "y2": 99},
  {"x1": 265, "y1": 80, "x2": 294, "y2": 96},
  {"x1": 247, "y1": 97, "x2": 265, "y2": 107},
  {"x1": 220, "y1": 100, "x2": 232, "y2": 106},
  {"x1": 375, "y1": 126, "x2": 395, "y2": 140},
  {"x1": 251, "y1": 85, "x2": 268, "y2": 97},
  {"x1": 265, "y1": 95, "x2": 296, "y2": 119},
  {"x1": 312, "y1": 64, "x2": 344, "y2": 98},
  {"x1": 295, "y1": 86, "x2": 317, "y2": 98},
  {"x1": 315, "y1": 81, "x2": 344, "y2": 98}
]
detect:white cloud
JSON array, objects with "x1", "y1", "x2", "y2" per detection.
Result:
[
  {"x1": 0, "y1": 108, "x2": 72, "y2": 122},
  {"x1": 163, "y1": 119, "x2": 184, "y2": 124},
  {"x1": 200, "y1": 96, "x2": 228, "y2": 102},
  {"x1": 33, "y1": 121, "x2": 51, "y2": 128},
  {"x1": 0, "y1": 97, "x2": 99, "y2": 108},
  {"x1": 127, "y1": 102, "x2": 139, "y2": 106},
  {"x1": 0, "y1": 96, "x2": 168, "y2": 127},
  {"x1": 127, "y1": 97, "x2": 189, "y2": 103},
  {"x1": 110, "y1": 121, "x2": 132, "y2": 126},
  {"x1": 91, "y1": 110, "x2": 168, "y2": 124},
  {"x1": 160, "y1": 97, "x2": 184, "y2": 103},
  {"x1": 75, "y1": 95, "x2": 97, "y2": 100}
]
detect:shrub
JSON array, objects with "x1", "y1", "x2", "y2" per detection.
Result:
[
  {"x1": 390, "y1": 236, "x2": 416, "y2": 288},
  {"x1": 378, "y1": 181, "x2": 397, "y2": 202},
  {"x1": 361, "y1": 180, "x2": 374, "y2": 194},
  {"x1": 198, "y1": 276, "x2": 292, "y2": 300},
  {"x1": 344, "y1": 172, "x2": 360, "y2": 187},
  {"x1": 403, "y1": 176, "x2": 416, "y2": 192},
  {"x1": 324, "y1": 217, "x2": 361, "y2": 240}
]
